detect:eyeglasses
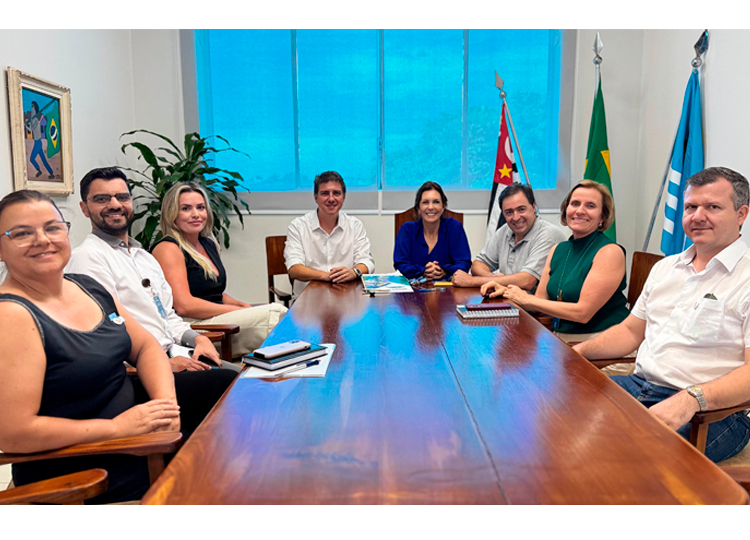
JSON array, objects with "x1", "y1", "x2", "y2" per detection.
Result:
[
  {"x1": 88, "y1": 193, "x2": 132, "y2": 204},
  {"x1": 2, "y1": 221, "x2": 71, "y2": 247}
]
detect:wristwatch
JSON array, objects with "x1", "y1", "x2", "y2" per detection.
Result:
[
  {"x1": 353, "y1": 267, "x2": 362, "y2": 278},
  {"x1": 686, "y1": 385, "x2": 708, "y2": 412}
]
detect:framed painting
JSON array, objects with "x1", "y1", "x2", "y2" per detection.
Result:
[{"x1": 7, "y1": 67, "x2": 73, "y2": 195}]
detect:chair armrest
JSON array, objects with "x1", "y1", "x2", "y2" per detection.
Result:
[
  {"x1": 190, "y1": 323, "x2": 240, "y2": 335},
  {"x1": 590, "y1": 358, "x2": 636, "y2": 369},
  {"x1": 0, "y1": 469, "x2": 108, "y2": 505},
  {"x1": 689, "y1": 401, "x2": 750, "y2": 454},
  {"x1": 0, "y1": 431, "x2": 183, "y2": 466},
  {"x1": 691, "y1": 401, "x2": 750, "y2": 426},
  {"x1": 193, "y1": 331, "x2": 224, "y2": 343},
  {"x1": 270, "y1": 286, "x2": 292, "y2": 302},
  {"x1": 191, "y1": 323, "x2": 240, "y2": 361}
]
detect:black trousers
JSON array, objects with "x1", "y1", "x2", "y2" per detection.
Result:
[
  {"x1": 132, "y1": 368, "x2": 238, "y2": 440},
  {"x1": 13, "y1": 368, "x2": 237, "y2": 504}
]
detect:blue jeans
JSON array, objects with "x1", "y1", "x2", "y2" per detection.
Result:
[{"x1": 611, "y1": 375, "x2": 750, "y2": 463}]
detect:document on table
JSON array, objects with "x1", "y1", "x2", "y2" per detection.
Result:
[
  {"x1": 361, "y1": 273, "x2": 413, "y2": 293},
  {"x1": 241, "y1": 344, "x2": 335, "y2": 379}
]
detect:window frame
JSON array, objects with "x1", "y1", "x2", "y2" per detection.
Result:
[{"x1": 181, "y1": 29, "x2": 575, "y2": 214}]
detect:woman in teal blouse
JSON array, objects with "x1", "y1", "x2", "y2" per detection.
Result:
[{"x1": 481, "y1": 180, "x2": 629, "y2": 340}]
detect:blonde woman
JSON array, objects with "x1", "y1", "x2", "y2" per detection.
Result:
[{"x1": 151, "y1": 183, "x2": 286, "y2": 357}]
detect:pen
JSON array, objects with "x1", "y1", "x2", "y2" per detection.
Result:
[
  {"x1": 272, "y1": 359, "x2": 321, "y2": 378},
  {"x1": 418, "y1": 287, "x2": 446, "y2": 293}
]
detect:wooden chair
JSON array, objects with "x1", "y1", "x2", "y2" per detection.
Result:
[
  {"x1": 690, "y1": 402, "x2": 750, "y2": 492},
  {"x1": 266, "y1": 236, "x2": 293, "y2": 307},
  {"x1": 625, "y1": 251, "x2": 664, "y2": 309},
  {"x1": 190, "y1": 323, "x2": 240, "y2": 360},
  {"x1": 0, "y1": 431, "x2": 182, "y2": 504},
  {"x1": 394, "y1": 209, "x2": 464, "y2": 240},
  {"x1": 689, "y1": 401, "x2": 750, "y2": 454},
  {"x1": 0, "y1": 469, "x2": 108, "y2": 505},
  {"x1": 589, "y1": 251, "x2": 664, "y2": 369}
]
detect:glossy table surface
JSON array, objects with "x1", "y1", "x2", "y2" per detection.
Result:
[{"x1": 142, "y1": 282, "x2": 748, "y2": 504}]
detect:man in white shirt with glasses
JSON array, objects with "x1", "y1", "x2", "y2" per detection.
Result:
[{"x1": 67, "y1": 167, "x2": 236, "y2": 373}]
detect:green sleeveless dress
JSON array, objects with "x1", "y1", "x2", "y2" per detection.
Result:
[{"x1": 545, "y1": 230, "x2": 629, "y2": 334}]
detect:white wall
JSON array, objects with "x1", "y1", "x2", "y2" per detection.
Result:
[
  {"x1": 0, "y1": 29, "x2": 186, "y2": 251},
  {"x1": 637, "y1": 30, "x2": 750, "y2": 252},
  {"x1": 1, "y1": 30, "x2": 131, "y2": 244}
]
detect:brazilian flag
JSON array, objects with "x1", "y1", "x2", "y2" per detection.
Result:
[
  {"x1": 45, "y1": 99, "x2": 61, "y2": 159},
  {"x1": 583, "y1": 79, "x2": 615, "y2": 242}
]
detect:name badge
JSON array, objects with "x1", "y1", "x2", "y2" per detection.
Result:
[
  {"x1": 108, "y1": 313, "x2": 126, "y2": 325},
  {"x1": 152, "y1": 294, "x2": 168, "y2": 319}
]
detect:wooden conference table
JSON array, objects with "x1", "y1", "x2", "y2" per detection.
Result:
[{"x1": 142, "y1": 282, "x2": 748, "y2": 504}]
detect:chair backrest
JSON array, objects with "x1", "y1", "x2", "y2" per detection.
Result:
[
  {"x1": 627, "y1": 251, "x2": 664, "y2": 308},
  {"x1": 394, "y1": 209, "x2": 464, "y2": 240},
  {"x1": 265, "y1": 236, "x2": 293, "y2": 303}
]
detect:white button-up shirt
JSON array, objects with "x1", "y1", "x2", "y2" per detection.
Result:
[
  {"x1": 633, "y1": 237, "x2": 750, "y2": 390},
  {"x1": 284, "y1": 210, "x2": 375, "y2": 297},
  {"x1": 66, "y1": 231, "x2": 198, "y2": 351}
]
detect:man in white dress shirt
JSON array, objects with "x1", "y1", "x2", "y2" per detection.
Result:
[
  {"x1": 284, "y1": 171, "x2": 375, "y2": 298},
  {"x1": 574, "y1": 167, "x2": 750, "y2": 462},
  {"x1": 67, "y1": 167, "x2": 235, "y2": 373}
]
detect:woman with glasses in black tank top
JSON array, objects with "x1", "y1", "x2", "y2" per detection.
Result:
[{"x1": 0, "y1": 190, "x2": 180, "y2": 504}]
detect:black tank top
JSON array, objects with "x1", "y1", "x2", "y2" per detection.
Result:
[
  {"x1": 0, "y1": 273, "x2": 132, "y2": 421},
  {"x1": 2, "y1": 274, "x2": 144, "y2": 501},
  {"x1": 153, "y1": 235, "x2": 226, "y2": 304}
]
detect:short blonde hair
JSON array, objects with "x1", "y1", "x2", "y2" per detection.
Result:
[
  {"x1": 160, "y1": 182, "x2": 219, "y2": 280},
  {"x1": 559, "y1": 180, "x2": 616, "y2": 232}
]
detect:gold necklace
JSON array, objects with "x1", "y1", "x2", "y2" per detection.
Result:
[{"x1": 556, "y1": 233, "x2": 598, "y2": 301}]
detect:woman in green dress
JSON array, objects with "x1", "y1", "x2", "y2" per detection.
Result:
[{"x1": 481, "y1": 180, "x2": 629, "y2": 341}]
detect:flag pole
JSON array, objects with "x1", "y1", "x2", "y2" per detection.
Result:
[
  {"x1": 593, "y1": 32, "x2": 603, "y2": 92},
  {"x1": 642, "y1": 30, "x2": 709, "y2": 251},
  {"x1": 495, "y1": 71, "x2": 532, "y2": 189}
]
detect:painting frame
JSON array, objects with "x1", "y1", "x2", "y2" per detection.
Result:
[{"x1": 7, "y1": 67, "x2": 73, "y2": 196}]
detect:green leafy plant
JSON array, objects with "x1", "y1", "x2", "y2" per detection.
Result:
[{"x1": 120, "y1": 129, "x2": 250, "y2": 250}]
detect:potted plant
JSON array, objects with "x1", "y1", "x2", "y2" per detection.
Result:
[{"x1": 120, "y1": 129, "x2": 250, "y2": 250}]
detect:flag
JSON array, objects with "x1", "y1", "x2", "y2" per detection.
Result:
[
  {"x1": 660, "y1": 71, "x2": 703, "y2": 256},
  {"x1": 486, "y1": 103, "x2": 518, "y2": 242},
  {"x1": 584, "y1": 78, "x2": 615, "y2": 242},
  {"x1": 45, "y1": 99, "x2": 61, "y2": 159}
]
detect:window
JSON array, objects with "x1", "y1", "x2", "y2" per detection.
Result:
[{"x1": 191, "y1": 29, "x2": 573, "y2": 211}]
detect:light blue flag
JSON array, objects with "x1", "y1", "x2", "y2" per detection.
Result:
[{"x1": 661, "y1": 70, "x2": 704, "y2": 256}]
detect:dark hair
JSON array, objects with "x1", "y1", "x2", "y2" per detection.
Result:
[
  {"x1": 498, "y1": 182, "x2": 535, "y2": 211},
  {"x1": 686, "y1": 167, "x2": 750, "y2": 210},
  {"x1": 0, "y1": 190, "x2": 63, "y2": 221},
  {"x1": 413, "y1": 181, "x2": 448, "y2": 218},
  {"x1": 30, "y1": 101, "x2": 39, "y2": 113},
  {"x1": 80, "y1": 167, "x2": 130, "y2": 202},
  {"x1": 314, "y1": 171, "x2": 346, "y2": 196}
]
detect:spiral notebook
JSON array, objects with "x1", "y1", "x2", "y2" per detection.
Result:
[{"x1": 456, "y1": 304, "x2": 519, "y2": 319}]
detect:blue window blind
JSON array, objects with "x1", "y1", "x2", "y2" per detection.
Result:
[
  {"x1": 195, "y1": 29, "x2": 566, "y2": 205},
  {"x1": 383, "y1": 30, "x2": 464, "y2": 189}
]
